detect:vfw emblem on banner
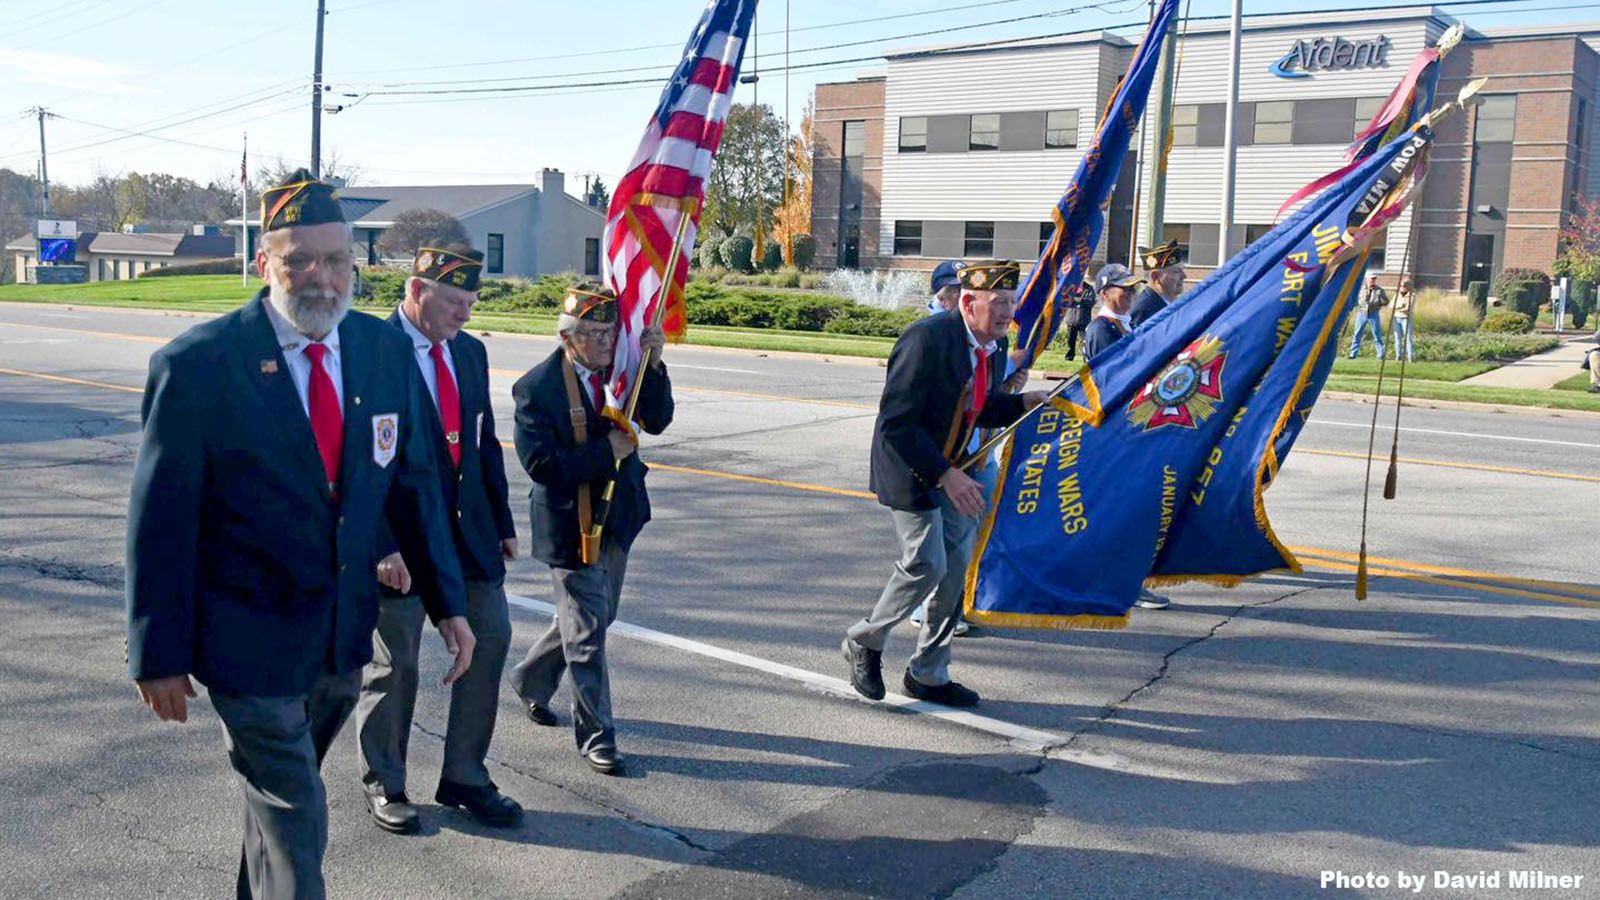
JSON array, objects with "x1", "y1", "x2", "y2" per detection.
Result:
[
  {"x1": 1127, "y1": 336, "x2": 1229, "y2": 431},
  {"x1": 372, "y1": 413, "x2": 399, "y2": 467}
]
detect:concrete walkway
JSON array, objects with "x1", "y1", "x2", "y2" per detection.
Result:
[{"x1": 1461, "y1": 334, "x2": 1597, "y2": 389}]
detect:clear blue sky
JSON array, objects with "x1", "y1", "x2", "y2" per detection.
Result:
[{"x1": 0, "y1": 0, "x2": 1579, "y2": 194}]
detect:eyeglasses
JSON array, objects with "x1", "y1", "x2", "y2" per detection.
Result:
[
  {"x1": 570, "y1": 327, "x2": 617, "y2": 344},
  {"x1": 278, "y1": 251, "x2": 354, "y2": 273}
]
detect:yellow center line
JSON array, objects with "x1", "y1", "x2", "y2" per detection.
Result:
[
  {"x1": 490, "y1": 366, "x2": 878, "y2": 410},
  {"x1": 1294, "y1": 556, "x2": 1600, "y2": 610},
  {"x1": 1289, "y1": 545, "x2": 1600, "y2": 600},
  {"x1": 1296, "y1": 447, "x2": 1600, "y2": 484},
  {"x1": 0, "y1": 366, "x2": 143, "y2": 394},
  {"x1": 8, "y1": 320, "x2": 169, "y2": 344}
]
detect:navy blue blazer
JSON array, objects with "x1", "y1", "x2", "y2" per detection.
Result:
[
  {"x1": 379, "y1": 313, "x2": 515, "y2": 583},
  {"x1": 1082, "y1": 316, "x2": 1130, "y2": 363},
  {"x1": 126, "y1": 294, "x2": 467, "y2": 697},
  {"x1": 1127, "y1": 286, "x2": 1168, "y2": 330},
  {"x1": 511, "y1": 348, "x2": 673, "y2": 569},
  {"x1": 870, "y1": 311, "x2": 1025, "y2": 512}
]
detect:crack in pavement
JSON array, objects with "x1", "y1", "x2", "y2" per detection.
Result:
[
  {"x1": 409, "y1": 720, "x2": 715, "y2": 855},
  {"x1": 0, "y1": 555, "x2": 124, "y2": 591},
  {"x1": 70, "y1": 786, "x2": 233, "y2": 877}
]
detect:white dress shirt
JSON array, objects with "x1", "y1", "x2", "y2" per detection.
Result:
[
  {"x1": 397, "y1": 304, "x2": 455, "y2": 413},
  {"x1": 263, "y1": 296, "x2": 343, "y2": 414}
]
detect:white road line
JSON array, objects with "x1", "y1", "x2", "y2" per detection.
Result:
[
  {"x1": 668, "y1": 363, "x2": 763, "y2": 375},
  {"x1": 504, "y1": 592, "x2": 1067, "y2": 752},
  {"x1": 37, "y1": 313, "x2": 88, "y2": 319},
  {"x1": 1312, "y1": 419, "x2": 1600, "y2": 449}
]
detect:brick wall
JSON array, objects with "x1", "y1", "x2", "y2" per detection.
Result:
[{"x1": 811, "y1": 78, "x2": 885, "y2": 268}]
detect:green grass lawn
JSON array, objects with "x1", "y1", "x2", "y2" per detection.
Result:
[
  {"x1": 0, "y1": 274, "x2": 262, "y2": 311},
  {"x1": 1325, "y1": 373, "x2": 1600, "y2": 412},
  {"x1": 1554, "y1": 371, "x2": 1595, "y2": 393},
  {"x1": 1329, "y1": 358, "x2": 1495, "y2": 382}
]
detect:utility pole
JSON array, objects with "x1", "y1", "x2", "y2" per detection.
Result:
[
  {"x1": 29, "y1": 107, "x2": 51, "y2": 216},
  {"x1": 1218, "y1": 0, "x2": 1242, "y2": 265},
  {"x1": 1141, "y1": 18, "x2": 1178, "y2": 264},
  {"x1": 310, "y1": 0, "x2": 327, "y2": 178}
]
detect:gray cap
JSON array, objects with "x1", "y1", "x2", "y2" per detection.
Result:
[{"x1": 1095, "y1": 263, "x2": 1143, "y2": 292}]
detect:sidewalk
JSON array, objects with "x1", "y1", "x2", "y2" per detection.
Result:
[{"x1": 1461, "y1": 334, "x2": 1596, "y2": 389}]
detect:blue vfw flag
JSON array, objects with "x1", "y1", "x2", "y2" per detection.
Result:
[
  {"x1": 1009, "y1": 0, "x2": 1178, "y2": 371},
  {"x1": 965, "y1": 123, "x2": 1439, "y2": 629}
]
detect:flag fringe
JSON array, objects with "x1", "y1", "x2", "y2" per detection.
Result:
[{"x1": 963, "y1": 607, "x2": 1131, "y2": 631}]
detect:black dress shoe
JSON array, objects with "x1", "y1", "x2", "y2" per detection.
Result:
[
  {"x1": 902, "y1": 671, "x2": 980, "y2": 708},
  {"x1": 525, "y1": 701, "x2": 558, "y2": 727},
  {"x1": 435, "y1": 779, "x2": 523, "y2": 828},
  {"x1": 366, "y1": 792, "x2": 420, "y2": 835},
  {"x1": 841, "y1": 637, "x2": 885, "y2": 701},
  {"x1": 583, "y1": 746, "x2": 623, "y2": 775}
]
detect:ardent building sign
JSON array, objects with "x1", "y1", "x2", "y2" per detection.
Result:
[{"x1": 1270, "y1": 35, "x2": 1391, "y2": 78}]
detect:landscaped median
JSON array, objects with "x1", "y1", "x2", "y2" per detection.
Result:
[{"x1": 3, "y1": 274, "x2": 1597, "y2": 412}]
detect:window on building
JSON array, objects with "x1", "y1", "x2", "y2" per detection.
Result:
[
  {"x1": 1039, "y1": 221, "x2": 1055, "y2": 256},
  {"x1": 486, "y1": 233, "x2": 504, "y2": 274},
  {"x1": 843, "y1": 119, "x2": 866, "y2": 158},
  {"x1": 1244, "y1": 224, "x2": 1273, "y2": 246},
  {"x1": 964, "y1": 221, "x2": 994, "y2": 257},
  {"x1": 899, "y1": 116, "x2": 927, "y2": 152},
  {"x1": 1367, "y1": 245, "x2": 1387, "y2": 271},
  {"x1": 1475, "y1": 94, "x2": 1516, "y2": 143},
  {"x1": 969, "y1": 114, "x2": 1000, "y2": 151},
  {"x1": 1161, "y1": 224, "x2": 1190, "y2": 263},
  {"x1": 1354, "y1": 96, "x2": 1387, "y2": 138},
  {"x1": 1575, "y1": 98, "x2": 1587, "y2": 149},
  {"x1": 584, "y1": 238, "x2": 600, "y2": 276},
  {"x1": 893, "y1": 221, "x2": 923, "y2": 256},
  {"x1": 1254, "y1": 101, "x2": 1293, "y2": 144},
  {"x1": 1045, "y1": 110, "x2": 1079, "y2": 149},
  {"x1": 1172, "y1": 104, "x2": 1199, "y2": 147},
  {"x1": 1293, "y1": 98, "x2": 1357, "y2": 144}
]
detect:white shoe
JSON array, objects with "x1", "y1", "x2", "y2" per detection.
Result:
[{"x1": 1134, "y1": 589, "x2": 1171, "y2": 610}]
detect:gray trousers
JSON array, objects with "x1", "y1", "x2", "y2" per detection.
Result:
[
  {"x1": 848, "y1": 490, "x2": 977, "y2": 687},
  {"x1": 210, "y1": 669, "x2": 361, "y2": 900},
  {"x1": 509, "y1": 540, "x2": 629, "y2": 754},
  {"x1": 355, "y1": 578, "x2": 511, "y2": 794}
]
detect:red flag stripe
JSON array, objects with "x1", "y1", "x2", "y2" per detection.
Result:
[{"x1": 689, "y1": 57, "x2": 739, "y2": 96}]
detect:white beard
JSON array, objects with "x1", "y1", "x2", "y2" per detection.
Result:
[{"x1": 269, "y1": 282, "x2": 351, "y2": 339}]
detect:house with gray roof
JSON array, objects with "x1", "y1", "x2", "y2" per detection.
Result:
[
  {"x1": 6, "y1": 229, "x2": 236, "y2": 283},
  {"x1": 231, "y1": 168, "x2": 605, "y2": 280}
]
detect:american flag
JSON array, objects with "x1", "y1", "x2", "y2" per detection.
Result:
[{"x1": 602, "y1": 0, "x2": 756, "y2": 409}]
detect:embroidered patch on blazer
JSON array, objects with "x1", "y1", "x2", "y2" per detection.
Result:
[{"x1": 372, "y1": 413, "x2": 399, "y2": 467}]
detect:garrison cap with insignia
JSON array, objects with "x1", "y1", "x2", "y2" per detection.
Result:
[
  {"x1": 414, "y1": 245, "x2": 484, "y2": 292},
  {"x1": 259, "y1": 167, "x2": 345, "y2": 232},
  {"x1": 564, "y1": 283, "x2": 618, "y2": 323},
  {"x1": 1140, "y1": 239, "x2": 1183, "y2": 271},
  {"x1": 956, "y1": 259, "x2": 1020, "y2": 291}
]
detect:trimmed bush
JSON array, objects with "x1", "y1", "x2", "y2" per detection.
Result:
[
  {"x1": 1493, "y1": 268, "x2": 1550, "y2": 319},
  {"x1": 760, "y1": 242, "x2": 784, "y2": 272},
  {"x1": 1570, "y1": 278, "x2": 1593, "y2": 329},
  {"x1": 791, "y1": 234, "x2": 816, "y2": 270},
  {"x1": 1465, "y1": 280, "x2": 1488, "y2": 320},
  {"x1": 1411, "y1": 332, "x2": 1555, "y2": 361},
  {"x1": 697, "y1": 234, "x2": 725, "y2": 270},
  {"x1": 356, "y1": 267, "x2": 408, "y2": 304},
  {"x1": 1479, "y1": 311, "x2": 1533, "y2": 334},
  {"x1": 823, "y1": 307, "x2": 921, "y2": 338},
  {"x1": 720, "y1": 236, "x2": 755, "y2": 273},
  {"x1": 138, "y1": 257, "x2": 244, "y2": 277}
]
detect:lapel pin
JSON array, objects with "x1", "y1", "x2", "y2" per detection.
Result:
[
  {"x1": 259, "y1": 360, "x2": 279, "y2": 374},
  {"x1": 354, "y1": 395, "x2": 362, "y2": 406}
]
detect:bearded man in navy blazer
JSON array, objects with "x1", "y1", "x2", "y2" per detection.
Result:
[
  {"x1": 125, "y1": 169, "x2": 473, "y2": 900},
  {"x1": 354, "y1": 245, "x2": 523, "y2": 834}
]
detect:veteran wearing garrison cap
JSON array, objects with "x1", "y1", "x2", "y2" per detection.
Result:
[
  {"x1": 842, "y1": 260, "x2": 1046, "y2": 708},
  {"x1": 126, "y1": 169, "x2": 472, "y2": 898},
  {"x1": 1127, "y1": 238, "x2": 1187, "y2": 329},
  {"x1": 507, "y1": 285, "x2": 673, "y2": 775},
  {"x1": 354, "y1": 245, "x2": 523, "y2": 835}
]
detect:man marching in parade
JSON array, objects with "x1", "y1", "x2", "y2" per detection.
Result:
[
  {"x1": 1082, "y1": 262, "x2": 1143, "y2": 363},
  {"x1": 126, "y1": 169, "x2": 474, "y2": 899},
  {"x1": 1127, "y1": 239, "x2": 1187, "y2": 329},
  {"x1": 355, "y1": 245, "x2": 523, "y2": 834},
  {"x1": 842, "y1": 260, "x2": 1046, "y2": 708},
  {"x1": 508, "y1": 285, "x2": 673, "y2": 775}
]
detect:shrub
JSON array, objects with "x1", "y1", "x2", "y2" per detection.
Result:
[
  {"x1": 1465, "y1": 280, "x2": 1488, "y2": 320},
  {"x1": 697, "y1": 234, "x2": 725, "y2": 270},
  {"x1": 1493, "y1": 268, "x2": 1550, "y2": 319},
  {"x1": 1412, "y1": 333, "x2": 1555, "y2": 361},
  {"x1": 1411, "y1": 289, "x2": 1479, "y2": 335},
  {"x1": 760, "y1": 242, "x2": 784, "y2": 272},
  {"x1": 1492, "y1": 267, "x2": 1550, "y2": 303},
  {"x1": 791, "y1": 234, "x2": 817, "y2": 269},
  {"x1": 1479, "y1": 311, "x2": 1533, "y2": 334},
  {"x1": 138, "y1": 257, "x2": 245, "y2": 277},
  {"x1": 356, "y1": 267, "x2": 409, "y2": 304},
  {"x1": 720, "y1": 236, "x2": 755, "y2": 273},
  {"x1": 823, "y1": 306, "x2": 921, "y2": 337},
  {"x1": 1569, "y1": 278, "x2": 1594, "y2": 329}
]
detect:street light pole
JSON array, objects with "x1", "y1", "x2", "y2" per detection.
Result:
[{"x1": 1218, "y1": 0, "x2": 1243, "y2": 264}]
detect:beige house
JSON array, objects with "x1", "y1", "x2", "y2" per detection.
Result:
[{"x1": 7, "y1": 230, "x2": 236, "y2": 283}]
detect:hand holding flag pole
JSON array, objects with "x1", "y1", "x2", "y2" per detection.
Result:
[{"x1": 956, "y1": 370, "x2": 1082, "y2": 472}]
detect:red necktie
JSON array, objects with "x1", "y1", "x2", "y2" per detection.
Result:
[
  {"x1": 589, "y1": 371, "x2": 605, "y2": 412},
  {"x1": 430, "y1": 343, "x2": 461, "y2": 467},
  {"x1": 969, "y1": 346, "x2": 990, "y2": 422},
  {"x1": 303, "y1": 343, "x2": 342, "y2": 493}
]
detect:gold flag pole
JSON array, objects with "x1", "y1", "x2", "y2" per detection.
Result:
[
  {"x1": 584, "y1": 207, "x2": 693, "y2": 563},
  {"x1": 956, "y1": 369, "x2": 1082, "y2": 472}
]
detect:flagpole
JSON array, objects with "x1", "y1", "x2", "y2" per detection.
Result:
[
  {"x1": 957, "y1": 369, "x2": 1081, "y2": 472},
  {"x1": 241, "y1": 132, "x2": 249, "y2": 287},
  {"x1": 585, "y1": 208, "x2": 694, "y2": 561},
  {"x1": 1217, "y1": 0, "x2": 1241, "y2": 263}
]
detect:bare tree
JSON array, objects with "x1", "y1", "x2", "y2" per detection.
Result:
[{"x1": 376, "y1": 208, "x2": 468, "y2": 259}]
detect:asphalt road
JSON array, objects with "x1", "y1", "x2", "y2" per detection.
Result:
[{"x1": 1, "y1": 301, "x2": 1596, "y2": 899}]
